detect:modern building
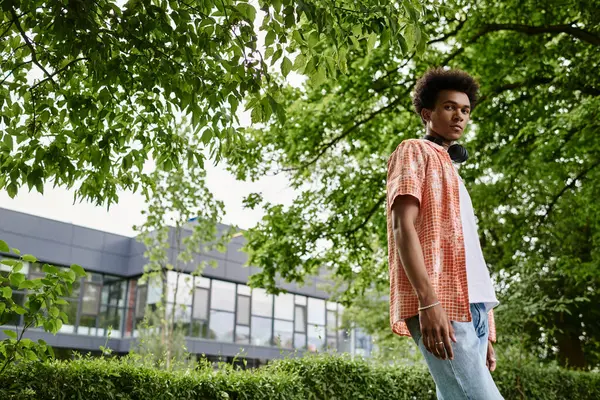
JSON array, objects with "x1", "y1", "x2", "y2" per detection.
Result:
[{"x1": 0, "y1": 208, "x2": 372, "y2": 366}]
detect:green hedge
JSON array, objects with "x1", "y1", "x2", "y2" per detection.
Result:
[{"x1": 0, "y1": 354, "x2": 598, "y2": 400}]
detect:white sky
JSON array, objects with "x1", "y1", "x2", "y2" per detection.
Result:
[{"x1": 0, "y1": 4, "x2": 305, "y2": 237}]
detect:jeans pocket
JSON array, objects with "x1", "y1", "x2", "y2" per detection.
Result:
[
  {"x1": 471, "y1": 303, "x2": 481, "y2": 333},
  {"x1": 471, "y1": 303, "x2": 488, "y2": 338}
]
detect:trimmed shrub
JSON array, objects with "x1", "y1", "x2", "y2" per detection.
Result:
[
  {"x1": 0, "y1": 357, "x2": 303, "y2": 400},
  {"x1": 0, "y1": 353, "x2": 598, "y2": 400}
]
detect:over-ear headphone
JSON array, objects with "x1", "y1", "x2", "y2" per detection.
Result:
[{"x1": 423, "y1": 135, "x2": 469, "y2": 164}]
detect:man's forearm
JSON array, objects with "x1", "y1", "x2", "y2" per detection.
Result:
[{"x1": 393, "y1": 225, "x2": 438, "y2": 306}]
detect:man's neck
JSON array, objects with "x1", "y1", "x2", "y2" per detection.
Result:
[{"x1": 425, "y1": 130, "x2": 452, "y2": 150}]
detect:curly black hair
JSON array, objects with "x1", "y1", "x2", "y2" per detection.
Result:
[{"x1": 412, "y1": 68, "x2": 480, "y2": 121}]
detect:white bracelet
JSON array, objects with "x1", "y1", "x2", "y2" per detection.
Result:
[{"x1": 418, "y1": 301, "x2": 440, "y2": 311}]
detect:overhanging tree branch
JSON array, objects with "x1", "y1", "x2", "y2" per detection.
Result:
[
  {"x1": 478, "y1": 77, "x2": 555, "y2": 103},
  {"x1": 10, "y1": 9, "x2": 57, "y2": 88},
  {"x1": 428, "y1": 19, "x2": 467, "y2": 44},
  {"x1": 347, "y1": 194, "x2": 385, "y2": 236},
  {"x1": 475, "y1": 23, "x2": 600, "y2": 46},
  {"x1": 282, "y1": 95, "x2": 404, "y2": 171},
  {"x1": 539, "y1": 159, "x2": 600, "y2": 226},
  {"x1": 30, "y1": 57, "x2": 89, "y2": 90}
]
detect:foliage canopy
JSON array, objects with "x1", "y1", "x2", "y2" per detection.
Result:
[{"x1": 228, "y1": 0, "x2": 600, "y2": 369}]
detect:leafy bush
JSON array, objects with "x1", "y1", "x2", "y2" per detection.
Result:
[
  {"x1": 0, "y1": 353, "x2": 598, "y2": 400},
  {"x1": 0, "y1": 356, "x2": 301, "y2": 400}
]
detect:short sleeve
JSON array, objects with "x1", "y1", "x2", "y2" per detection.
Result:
[
  {"x1": 387, "y1": 140, "x2": 428, "y2": 210},
  {"x1": 488, "y1": 309, "x2": 497, "y2": 343}
]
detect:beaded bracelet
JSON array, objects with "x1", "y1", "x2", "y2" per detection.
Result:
[{"x1": 418, "y1": 301, "x2": 440, "y2": 311}]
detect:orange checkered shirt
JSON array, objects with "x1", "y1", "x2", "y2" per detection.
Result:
[{"x1": 386, "y1": 139, "x2": 496, "y2": 342}]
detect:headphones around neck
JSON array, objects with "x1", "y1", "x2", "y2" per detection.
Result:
[{"x1": 423, "y1": 135, "x2": 469, "y2": 164}]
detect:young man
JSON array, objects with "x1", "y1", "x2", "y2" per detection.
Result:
[{"x1": 386, "y1": 68, "x2": 504, "y2": 399}]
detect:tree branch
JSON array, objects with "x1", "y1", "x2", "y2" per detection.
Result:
[
  {"x1": 478, "y1": 77, "x2": 554, "y2": 103},
  {"x1": 282, "y1": 95, "x2": 404, "y2": 171},
  {"x1": 539, "y1": 159, "x2": 600, "y2": 226},
  {"x1": 0, "y1": 60, "x2": 32, "y2": 85},
  {"x1": 428, "y1": 19, "x2": 467, "y2": 44},
  {"x1": 10, "y1": 8, "x2": 57, "y2": 88},
  {"x1": 475, "y1": 23, "x2": 600, "y2": 47},
  {"x1": 347, "y1": 194, "x2": 385, "y2": 236},
  {"x1": 29, "y1": 57, "x2": 88, "y2": 90}
]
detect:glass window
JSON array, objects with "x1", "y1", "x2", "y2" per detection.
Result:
[
  {"x1": 167, "y1": 302, "x2": 192, "y2": 325},
  {"x1": 210, "y1": 280, "x2": 236, "y2": 312},
  {"x1": 135, "y1": 285, "x2": 148, "y2": 317},
  {"x1": 273, "y1": 320, "x2": 293, "y2": 349},
  {"x1": 85, "y1": 272, "x2": 103, "y2": 284},
  {"x1": 294, "y1": 333, "x2": 306, "y2": 349},
  {"x1": 209, "y1": 310, "x2": 234, "y2": 341},
  {"x1": 167, "y1": 271, "x2": 193, "y2": 305},
  {"x1": 191, "y1": 320, "x2": 210, "y2": 338},
  {"x1": 307, "y1": 298, "x2": 325, "y2": 325},
  {"x1": 195, "y1": 276, "x2": 211, "y2": 288},
  {"x1": 99, "y1": 306, "x2": 123, "y2": 338},
  {"x1": 78, "y1": 315, "x2": 98, "y2": 336},
  {"x1": 251, "y1": 288, "x2": 272, "y2": 317},
  {"x1": 146, "y1": 277, "x2": 162, "y2": 305},
  {"x1": 235, "y1": 325, "x2": 250, "y2": 344},
  {"x1": 295, "y1": 295, "x2": 307, "y2": 305},
  {"x1": 81, "y1": 282, "x2": 101, "y2": 316},
  {"x1": 338, "y1": 328, "x2": 351, "y2": 353},
  {"x1": 237, "y1": 284, "x2": 251, "y2": 296},
  {"x1": 192, "y1": 287, "x2": 209, "y2": 320},
  {"x1": 101, "y1": 279, "x2": 126, "y2": 307},
  {"x1": 250, "y1": 316, "x2": 272, "y2": 346},
  {"x1": 236, "y1": 295, "x2": 250, "y2": 325},
  {"x1": 307, "y1": 324, "x2": 326, "y2": 352},
  {"x1": 274, "y1": 293, "x2": 294, "y2": 320},
  {"x1": 59, "y1": 301, "x2": 78, "y2": 333},
  {"x1": 327, "y1": 301, "x2": 337, "y2": 311},
  {"x1": 294, "y1": 305, "x2": 306, "y2": 333},
  {"x1": 327, "y1": 310, "x2": 337, "y2": 331},
  {"x1": 326, "y1": 336, "x2": 337, "y2": 350}
]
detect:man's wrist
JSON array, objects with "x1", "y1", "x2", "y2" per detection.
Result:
[{"x1": 416, "y1": 291, "x2": 438, "y2": 307}]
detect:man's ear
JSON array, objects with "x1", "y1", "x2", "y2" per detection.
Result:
[{"x1": 420, "y1": 108, "x2": 432, "y2": 123}]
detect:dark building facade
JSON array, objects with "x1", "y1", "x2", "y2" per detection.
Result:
[{"x1": 0, "y1": 208, "x2": 372, "y2": 365}]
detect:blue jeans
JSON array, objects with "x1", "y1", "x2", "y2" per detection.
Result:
[{"x1": 405, "y1": 303, "x2": 504, "y2": 400}]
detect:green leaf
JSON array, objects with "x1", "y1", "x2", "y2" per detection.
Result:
[
  {"x1": 367, "y1": 32, "x2": 377, "y2": 53},
  {"x1": 9, "y1": 273, "x2": 25, "y2": 288},
  {"x1": 236, "y1": 3, "x2": 256, "y2": 22},
  {"x1": 1, "y1": 286, "x2": 12, "y2": 299},
  {"x1": 70, "y1": 264, "x2": 86, "y2": 277},
  {"x1": 265, "y1": 30, "x2": 276, "y2": 47},
  {"x1": 281, "y1": 56, "x2": 292, "y2": 78},
  {"x1": 3, "y1": 329, "x2": 17, "y2": 339},
  {"x1": 293, "y1": 54, "x2": 307, "y2": 72},
  {"x1": 22, "y1": 254, "x2": 37, "y2": 263},
  {"x1": 398, "y1": 34, "x2": 408, "y2": 54},
  {"x1": 0, "y1": 240, "x2": 9, "y2": 253},
  {"x1": 42, "y1": 264, "x2": 59, "y2": 275}
]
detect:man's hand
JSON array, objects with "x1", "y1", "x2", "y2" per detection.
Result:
[
  {"x1": 419, "y1": 304, "x2": 457, "y2": 360},
  {"x1": 486, "y1": 340, "x2": 497, "y2": 372}
]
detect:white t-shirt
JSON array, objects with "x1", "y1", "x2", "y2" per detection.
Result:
[{"x1": 457, "y1": 174, "x2": 499, "y2": 312}]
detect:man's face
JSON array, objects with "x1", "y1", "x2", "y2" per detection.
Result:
[{"x1": 421, "y1": 90, "x2": 471, "y2": 142}]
